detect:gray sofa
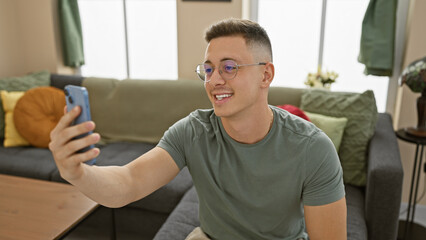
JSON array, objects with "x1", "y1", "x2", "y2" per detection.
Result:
[{"x1": 0, "y1": 74, "x2": 403, "y2": 240}]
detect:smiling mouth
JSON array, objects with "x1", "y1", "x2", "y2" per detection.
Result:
[{"x1": 215, "y1": 94, "x2": 233, "y2": 101}]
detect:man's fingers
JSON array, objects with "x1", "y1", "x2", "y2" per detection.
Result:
[
  {"x1": 69, "y1": 147, "x2": 100, "y2": 166},
  {"x1": 54, "y1": 106, "x2": 81, "y2": 134},
  {"x1": 54, "y1": 147, "x2": 100, "y2": 181},
  {"x1": 50, "y1": 121, "x2": 97, "y2": 160},
  {"x1": 65, "y1": 132, "x2": 100, "y2": 155},
  {"x1": 52, "y1": 133, "x2": 100, "y2": 165},
  {"x1": 52, "y1": 122, "x2": 94, "y2": 148}
]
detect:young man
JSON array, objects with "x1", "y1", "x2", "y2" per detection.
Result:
[{"x1": 49, "y1": 19, "x2": 346, "y2": 239}]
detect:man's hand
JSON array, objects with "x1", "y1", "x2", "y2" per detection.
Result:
[{"x1": 49, "y1": 106, "x2": 100, "y2": 182}]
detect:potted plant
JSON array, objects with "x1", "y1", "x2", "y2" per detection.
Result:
[{"x1": 399, "y1": 56, "x2": 426, "y2": 137}]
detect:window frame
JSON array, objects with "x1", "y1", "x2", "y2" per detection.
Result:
[{"x1": 78, "y1": 0, "x2": 178, "y2": 80}]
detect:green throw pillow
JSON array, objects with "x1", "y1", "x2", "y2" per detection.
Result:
[
  {"x1": 0, "y1": 70, "x2": 50, "y2": 138},
  {"x1": 305, "y1": 111, "x2": 347, "y2": 152},
  {"x1": 300, "y1": 89, "x2": 378, "y2": 187}
]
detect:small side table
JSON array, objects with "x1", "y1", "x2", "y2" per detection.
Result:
[{"x1": 396, "y1": 129, "x2": 426, "y2": 240}]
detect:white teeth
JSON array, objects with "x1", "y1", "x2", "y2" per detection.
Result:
[{"x1": 216, "y1": 94, "x2": 232, "y2": 100}]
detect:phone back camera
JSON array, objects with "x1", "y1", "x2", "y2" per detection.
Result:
[
  {"x1": 64, "y1": 89, "x2": 69, "y2": 96},
  {"x1": 68, "y1": 96, "x2": 74, "y2": 104}
]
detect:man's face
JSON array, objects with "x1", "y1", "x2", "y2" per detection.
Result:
[{"x1": 204, "y1": 36, "x2": 267, "y2": 119}]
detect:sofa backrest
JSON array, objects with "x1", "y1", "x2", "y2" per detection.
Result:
[
  {"x1": 83, "y1": 78, "x2": 305, "y2": 144},
  {"x1": 50, "y1": 74, "x2": 84, "y2": 90},
  {"x1": 268, "y1": 86, "x2": 305, "y2": 106}
]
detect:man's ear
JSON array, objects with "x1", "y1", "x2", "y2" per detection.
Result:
[{"x1": 260, "y1": 62, "x2": 274, "y2": 88}]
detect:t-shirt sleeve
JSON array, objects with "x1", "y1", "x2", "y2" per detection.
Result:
[
  {"x1": 157, "y1": 117, "x2": 189, "y2": 170},
  {"x1": 302, "y1": 130, "x2": 345, "y2": 206}
]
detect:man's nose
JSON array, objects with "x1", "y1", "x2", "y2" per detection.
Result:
[{"x1": 208, "y1": 68, "x2": 226, "y2": 86}]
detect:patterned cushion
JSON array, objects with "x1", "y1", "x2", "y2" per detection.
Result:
[
  {"x1": 0, "y1": 71, "x2": 50, "y2": 138},
  {"x1": 300, "y1": 89, "x2": 378, "y2": 186}
]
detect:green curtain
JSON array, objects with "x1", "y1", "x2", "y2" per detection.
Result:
[
  {"x1": 358, "y1": 0, "x2": 398, "y2": 76},
  {"x1": 58, "y1": 0, "x2": 85, "y2": 67}
]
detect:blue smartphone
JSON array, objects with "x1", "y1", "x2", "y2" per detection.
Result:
[{"x1": 64, "y1": 85, "x2": 96, "y2": 165}]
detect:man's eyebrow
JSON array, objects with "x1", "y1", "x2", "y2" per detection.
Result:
[
  {"x1": 203, "y1": 58, "x2": 237, "y2": 64},
  {"x1": 221, "y1": 57, "x2": 237, "y2": 62}
]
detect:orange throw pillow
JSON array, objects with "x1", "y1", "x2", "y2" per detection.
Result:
[{"x1": 13, "y1": 86, "x2": 66, "y2": 148}]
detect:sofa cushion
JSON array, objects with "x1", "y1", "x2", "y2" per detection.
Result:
[
  {"x1": 14, "y1": 87, "x2": 66, "y2": 148},
  {"x1": 300, "y1": 89, "x2": 378, "y2": 186},
  {"x1": 305, "y1": 111, "x2": 348, "y2": 152},
  {"x1": 346, "y1": 185, "x2": 368, "y2": 240},
  {"x1": 0, "y1": 146, "x2": 57, "y2": 180},
  {"x1": 0, "y1": 91, "x2": 30, "y2": 147},
  {"x1": 153, "y1": 186, "x2": 199, "y2": 240},
  {"x1": 0, "y1": 70, "x2": 50, "y2": 138}
]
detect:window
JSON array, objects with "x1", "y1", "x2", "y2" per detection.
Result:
[
  {"x1": 257, "y1": 0, "x2": 388, "y2": 112},
  {"x1": 78, "y1": 0, "x2": 178, "y2": 80}
]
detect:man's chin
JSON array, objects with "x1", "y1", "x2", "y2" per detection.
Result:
[
  {"x1": 212, "y1": 106, "x2": 234, "y2": 119},
  {"x1": 212, "y1": 107, "x2": 226, "y2": 117}
]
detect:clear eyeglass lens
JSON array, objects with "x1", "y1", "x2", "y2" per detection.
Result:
[
  {"x1": 196, "y1": 64, "x2": 207, "y2": 81},
  {"x1": 222, "y1": 61, "x2": 237, "y2": 74},
  {"x1": 204, "y1": 64, "x2": 213, "y2": 75},
  {"x1": 196, "y1": 60, "x2": 239, "y2": 82},
  {"x1": 197, "y1": 64, "x2": 215, "y2": 81},
  {"x1": 220, "y1": 61, "x2": 238, "y2": 80}
]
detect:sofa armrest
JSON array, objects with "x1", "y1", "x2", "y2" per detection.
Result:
[{"x1": 365, "y1": 113, "x2": 403, "y2": 240}]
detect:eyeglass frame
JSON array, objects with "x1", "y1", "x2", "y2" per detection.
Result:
[{"x1": 195, "y1": 60, "x2": 267, "y2": 82}]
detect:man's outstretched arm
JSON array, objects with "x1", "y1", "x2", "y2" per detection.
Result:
[
  {"x1": 49, "y1": 106, "x2": 180, "y2": 208},
  {"x1": 304, "y1": 197, "x2": 347, "y2": 240}
]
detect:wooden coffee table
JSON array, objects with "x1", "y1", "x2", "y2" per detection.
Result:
[{"x1": 0, "y1": 174, "x2": 99, "y2": 240}]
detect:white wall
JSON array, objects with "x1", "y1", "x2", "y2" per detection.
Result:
[
  {"x1": 0, "y1": 0, "x2": 22, "y2": 77},
  {"x1": 177, "y1": 0, "x2": 242, "y2": 79}
]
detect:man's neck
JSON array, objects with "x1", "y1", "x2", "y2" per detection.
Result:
[{"x1": 221, "y1": 105, "x2": 274, "y2": 144}]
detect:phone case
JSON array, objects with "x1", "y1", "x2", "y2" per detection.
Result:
[{"x1": 64, "y1": 85, "x2": 96, "y2": 165}]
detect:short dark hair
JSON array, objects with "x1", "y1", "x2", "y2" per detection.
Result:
[{"x1": 205, "y1": 18, "x2": 273, "y2": 62}]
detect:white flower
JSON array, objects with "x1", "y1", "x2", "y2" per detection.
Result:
[
  {"x1": 313, "y1": 80, "x2": 323, "y2": 88},
  {"x1": 305, "y1": 70, "x2": 338, "y2": 88}
]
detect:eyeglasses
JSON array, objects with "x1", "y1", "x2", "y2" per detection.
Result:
[{"x1": 195, "y1": 60, "x2": 267, "y2": 82}]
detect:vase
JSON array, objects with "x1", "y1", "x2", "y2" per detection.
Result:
[
  {"x1": 406, "y1": 90, "x2": 426, "y2": 137},
  {"x1": 310, "y1": 84, "x2": 331, "y2": 91}
]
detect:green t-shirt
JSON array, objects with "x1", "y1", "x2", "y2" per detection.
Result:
[{"x1": 158, "y1": 106, "x2": 345, "y2": 240}]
